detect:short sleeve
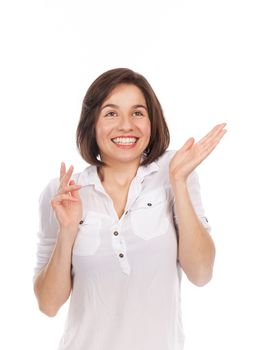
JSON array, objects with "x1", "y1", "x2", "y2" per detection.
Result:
[
  {"x1": 171, "y1": 169, "x2": 212, "y2": 234},
  {"x1": 33, "y1": 177, "x2": 59, "y2": 282}
]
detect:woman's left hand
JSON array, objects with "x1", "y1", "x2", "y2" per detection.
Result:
[{"x1": 169, "y1": 123, "x2": 227, "y2": 184}]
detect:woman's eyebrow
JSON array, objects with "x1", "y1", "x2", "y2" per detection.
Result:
[
  {"x1": 100, "y1": 104, "x2": 147, "y2": 111},
  {"x1": 133, "y1": 104, "x2": 147, "y2": 111},
  {"x1": 101, "y1": 103, "x2": 119, "y2": 110}
]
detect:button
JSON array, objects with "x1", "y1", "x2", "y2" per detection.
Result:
[
  {"x1": 79, "y1": 220, "x2": 84, "y2": 225},
  {"x1": 125, "y1": 210, "x2": 128, "y2": 215},
  {"x1": 119, "y1": 253, "x2": 124, "y2": 258},
  {"x1": 113, "y1": 231, "x2": 119, "y2": 236},
  {"x1": 147, "y1": 202, "x2": 152, "y2": 206}
]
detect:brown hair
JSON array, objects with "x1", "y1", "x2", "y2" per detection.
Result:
[{"x1": 76, "y1": 67, "x2": 170, "y2": 167}]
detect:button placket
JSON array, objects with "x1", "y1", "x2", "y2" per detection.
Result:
[
  {"x1": 109, "y1": 179, "x2": 145, "y2": 276},
  {"x1": 118, "y1": 241, "x2": 131, "y2": 275},
  {"x1": 111, "y1": 227, "x2": 131, "y2": 275},
  {"x1": 112, "y1": 230, "x2": 125, "y2": 253}
]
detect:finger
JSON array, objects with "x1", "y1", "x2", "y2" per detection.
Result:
[
  {"x1": 199, "y1": 123, "x2": 226, "y2": 143},
  {"x1": 204, "y1": 139, "x2": 221, "y2": 157},
  {"x1": 203, "y1": 123, "x2": 226, "y2": 144},
  {"x1": 64, "y1": 165, "x2": 74, "y2": 183},
  {"x1": 209, "y1": 128, "x2": 227, "y2": 146},
  {"x1": 177, "y1": 137, "x2": 195, "y2": 154},
  {"x1": 211, "y1": 129, "x2": 227, "y2": 146},
  {"x1": 60, "y1": 165, "x2": 74, "y2": 188},
  {"x1": 69, "y1": 180, "x2": 81, "y2": 199},
  {"x1": 51, "y1": 193, "x2": 79, "y2": 208},
  {"x1": 204, "y1": 128, "x2": 227, "y2": 147},
  {"x1": 216, "y1": 128, "x2": 227, "y2": 140},
  {"x1": 198, "y1": 125, "x2": 219, "y2": 145},
  {"x1": 58, "y1": 183, "x2": 82, "y2": 195},
  {"x1": 199, "y1": 129, "x2": 227, "y2": 157},
  {"x1": 60, "y1": 162, "x2": 66, "y2": 181},
  {"x1": 198, "y1": 123, "x2": 227, "y2": 148}
]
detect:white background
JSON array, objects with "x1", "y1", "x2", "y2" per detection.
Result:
[{"x1": 0, "y1": 0, "x2": 272, "y2": 349}]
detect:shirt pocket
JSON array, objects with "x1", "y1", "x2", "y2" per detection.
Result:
[
  {"x1": 130, "y1": 187, "x2": 170, "y2": 240},
  {"x1": 72, "y1": 210, "x2": 101, "y2": 256}
]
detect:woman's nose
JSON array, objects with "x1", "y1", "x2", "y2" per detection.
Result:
[{"x1": 117, "y1": 115, "x2": 133, "y2": 130}]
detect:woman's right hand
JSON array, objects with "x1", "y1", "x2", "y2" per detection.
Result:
[{"x1": 51, "y1": 162, "x2": 83, "y2": 235}]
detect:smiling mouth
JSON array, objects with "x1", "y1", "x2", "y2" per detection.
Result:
[{"x1": 111, "y1": 137, "x2": 139, "y2": 145}]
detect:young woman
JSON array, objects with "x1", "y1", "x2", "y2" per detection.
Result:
[{"x1": 33, "y1": 67, "x2": 227, "y2": 350}]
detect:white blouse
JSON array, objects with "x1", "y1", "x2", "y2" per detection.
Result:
[{"x1": 33, "y1": 149, "x2": 211, "y2": 350}]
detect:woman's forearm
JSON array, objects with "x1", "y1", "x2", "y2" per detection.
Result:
[
  {"x1": 33, "y1": 228, "x2": 77, "y2": 317},
  {"x1": 172, "y1": 180, "x2": 216, "y2": 286}
]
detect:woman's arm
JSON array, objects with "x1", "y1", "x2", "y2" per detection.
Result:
[
  {"x1": 33, "y1": 228, "x2": 77, "y2": 317},
  {"x1": 169, "y1": 123, "x2": 227, "y2": 285},
  {"x1": 34, "y1": 163, "x2": 82, "y2": 317},
  {"x1": 172, "y1": 180, "x2": 215, "y2": 286}
]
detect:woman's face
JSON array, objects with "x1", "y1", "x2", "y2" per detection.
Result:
[{"x1": 95, "y1": 83, "x2": 151, "y2": 165}]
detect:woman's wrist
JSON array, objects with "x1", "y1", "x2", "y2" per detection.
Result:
[{"x1": 57, "y1": 226, "x2": 79, "y2": 247}]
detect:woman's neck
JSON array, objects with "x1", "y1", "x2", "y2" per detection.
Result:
[{"x1": 97, "y1": 158, "x2": 140, "y2": 187}]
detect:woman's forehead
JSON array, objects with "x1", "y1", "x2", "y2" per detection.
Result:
[
  {"x1": 106, "y1": 84, "x2": 144, "y2": 98},
  {"x1": 102, "y1": 84, "x2": 147, "y2": 107}
]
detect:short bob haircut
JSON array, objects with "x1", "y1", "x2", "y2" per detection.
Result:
[{"x1": 76, "y1": 67, "x2": 170, "y2": 168}]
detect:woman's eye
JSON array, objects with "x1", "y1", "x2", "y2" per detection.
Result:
[
  {"x1": 105, "y1": 111, "x2": 117, "y2": 117},
  {"x1": 133, "y1": 111, "x2": 143, "y2": 117}
]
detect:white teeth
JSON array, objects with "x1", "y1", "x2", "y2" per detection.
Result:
[{"x1": 112, "y1": 137, "x2": 138, "y2": 144}]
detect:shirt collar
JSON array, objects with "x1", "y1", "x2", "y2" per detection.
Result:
[{"x1": 77, "y1": 154, "x2": 160, "y2": 187}]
